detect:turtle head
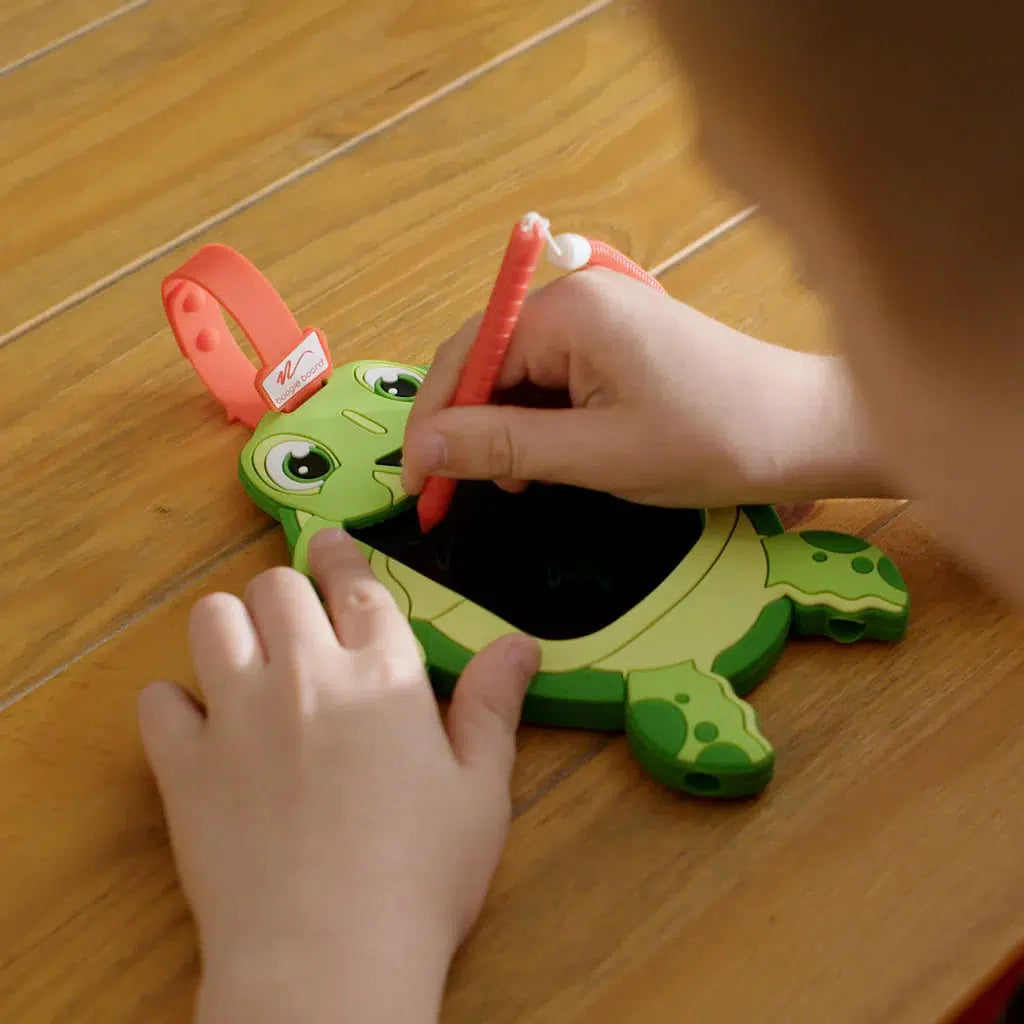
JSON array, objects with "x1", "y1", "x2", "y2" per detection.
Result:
[{"x1": 239, "y1": 359, "x2": 425, "y2": 528}]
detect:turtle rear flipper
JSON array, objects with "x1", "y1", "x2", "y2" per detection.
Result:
[
  {"x1": 626, "y1": 661, "x2": 775, "y2": 799},
  {"x1": 763, "y1": 530, "x2": 910, "y2": 643}
]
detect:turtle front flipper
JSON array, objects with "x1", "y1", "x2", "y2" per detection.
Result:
[
  {"x1": 763, "y1": 530, "x2": 910, "y2": 644},
  {"x1": 626, "y1": 661, "x2": 775, "y2": 799}
]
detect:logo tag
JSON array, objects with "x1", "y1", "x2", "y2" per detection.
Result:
[{"x1": 260, "y1": 331, "x2": 330, "y2": 410}]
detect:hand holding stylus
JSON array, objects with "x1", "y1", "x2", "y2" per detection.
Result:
[
  {"x1": 415, "y1": 212, "x2": 664, "y2": 532},
  {"x1": 403, "y1": 223, "x2": 860, "y2": 511}
]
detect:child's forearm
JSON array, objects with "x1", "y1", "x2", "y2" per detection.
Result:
[{"x1": 731, "y1": 344, "x2": 898, "y2": 504}]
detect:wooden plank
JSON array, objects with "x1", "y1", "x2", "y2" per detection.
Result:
[
  {"x1": 0, "y1": 0, "x2": 608, "y2": 339},
  {"x1": 661, "y1": 212, "x2": 836, "y2": 353},
  {"x1": 0, "y1": 1, "x2": 743, "y2": 701},
  {"x1": 0, "y1": 0, "x2": 129, "y2": 70},
  {"x1": 775, "y1": 497, "x2": 904, "y2": 537},
  {"x1": 0, "y1": 531, "x2": 606, "y2": 1024},
  {"x1": 443, "y1": 507, "x2": 1024, "y2": 1024}
]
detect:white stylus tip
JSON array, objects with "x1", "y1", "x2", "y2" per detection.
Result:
[
  {"x1": 546, "y1": 232, "x2": 591, "y2": 271},
  {"x1": 520, "y1": 210, "x2": 551, "y2": 234}
]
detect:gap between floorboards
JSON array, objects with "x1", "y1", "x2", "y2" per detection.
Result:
[
  {"x1": 0, "y1": 0, "x2": 615, "y2": 349},
  {"x1": 0, "y1": 0, "x2": 154, "y2": 79}
]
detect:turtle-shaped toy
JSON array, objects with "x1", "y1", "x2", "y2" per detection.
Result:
[{"x1": 238, "y1": 358, "x2": 910, "y2": 799}]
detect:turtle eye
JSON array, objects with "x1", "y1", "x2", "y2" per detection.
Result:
[
  {"x1": 361, "y1": 365, "x2": 423, "y2": 401},
  {"x1": 265, "y1": 440, "x2": 334, "y2": 492}
]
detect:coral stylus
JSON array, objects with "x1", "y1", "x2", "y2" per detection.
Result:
[
  {"x1": 416, "y1": 212, "x2": 547, "y2": 533},
  {"x1": 416, "y1": 212, "x2": 665, "y2": 533}
]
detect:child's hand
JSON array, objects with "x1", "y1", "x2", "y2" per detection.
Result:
[
  {"x1": 137, "y1": 529, "x2": 540, "y2": 1024},
  {"x1": 402, "y1": 266, "x2": 890, "y2": 506}
]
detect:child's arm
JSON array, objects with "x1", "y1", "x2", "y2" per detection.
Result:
[
  {"x1": 194, "y1": 938, "x2": 449, "y2": 1024},
  {"x1": 137, "y1": 529, "x2": 540, "y2": 1024},
  {"x1": 401, "y1": 266, "x2": 895, "y2": 509}
]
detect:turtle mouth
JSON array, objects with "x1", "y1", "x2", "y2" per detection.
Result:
[{"x1": 375, "y1": 447, "x2": 403, "y2": 469}]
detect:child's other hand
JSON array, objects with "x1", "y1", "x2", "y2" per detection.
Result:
[
  {"x1": 137, "y1": 529, "x2": 540, "y2": 1024},
  {"x1": 402, "y1": 266, "x2": 889, "y2": 506}
]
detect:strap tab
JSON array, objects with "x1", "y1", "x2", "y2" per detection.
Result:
[{"x1": 161, "y1": 244, "x2": 332, "y2": 427}]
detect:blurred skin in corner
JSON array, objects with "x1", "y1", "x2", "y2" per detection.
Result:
[{"x1": 650, "y1": 1, "x2": 1024, "y2": 603}]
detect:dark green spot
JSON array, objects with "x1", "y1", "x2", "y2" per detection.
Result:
[
  {"x1": 674, "y1": 693, "x2": 690, "y2": 704},
  {"x1": 800, "y1": 530, "x2": 870, "y2": 554},
  {"x1": 629, "y1": 699, "x2": 688, "y2": 757},
  {"x1": 812, "y1": 551, "x2": 828, "y2": 563},
  {"x1": 696, "y1": 742, "x2": 753, "y2": 771},
  {"x1": 694, "y1": 722, "x2": 719, "y2": 743},
  {"x1": 878, "y1": 555, "x2": 907, "y2": 592},
  {"x1": 851, "y1": 556, "x2": 874, "y2": 574}
]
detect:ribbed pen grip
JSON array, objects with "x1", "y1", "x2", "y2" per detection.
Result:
[
  {"x1": 586, "y1": 239, "x2": 666, "y2": 294},
  {"x1": 418, "y1": 217, "x2": 545, "y2": 532}
]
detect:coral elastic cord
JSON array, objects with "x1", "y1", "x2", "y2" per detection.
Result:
[{"x1": 544, "y1": 231, "x2": 667, "y2": 294}]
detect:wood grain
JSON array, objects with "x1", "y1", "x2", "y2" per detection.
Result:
[
  {"x1": 443, "y1": 506, "x2": 1024, "y2": 1024},
  {"x1": 0, "y1": 1, "x2": 742, "y2": 701},
  {"x1": 0, "y1": 0, "x2": 128, "y2": 69},
  {"x1": 0, "y1": 0, "x2": 609, "y2": 339}
]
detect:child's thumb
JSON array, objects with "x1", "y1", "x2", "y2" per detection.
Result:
[
  {"x1": 402, "y1": 405, "x2": 617, "y2": 493},
  {"x1": 446, "y1": 634, "x2": 540, "y2": 786}
]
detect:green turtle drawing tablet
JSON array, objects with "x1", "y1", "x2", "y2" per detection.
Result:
[{"x1": 162, "y1": 240, "x2": 910, "y2": 801}]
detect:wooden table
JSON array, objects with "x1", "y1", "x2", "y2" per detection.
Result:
[{"x1": 3, "y1": 2, "x2": 1023, "y2": 1021}]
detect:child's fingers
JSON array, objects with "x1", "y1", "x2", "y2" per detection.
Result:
[
  {"x1": 307, "y1": 529, "x2": 418, "y2": 660},
  {"x1": 446, "y1": 634, "x2": 540, "y2": 784},
  {"x1": 402, "y1": 273, "x2": 598, "y2": 494},
  {"x1": 403, "y1": 404, "x2": 622, "y2": 491},
  {"x1": 496, "y1": 477, "x2": 528, "y2": 494},
  {"x1": 137, "y1": 679, "x2": 203, "y2": 797},
  {"x1": 243, "y1": 566, "x2": 338, "y2": 660},
  {"x1": 188, "y1": 593, "x2": 263, "y2": 708}
]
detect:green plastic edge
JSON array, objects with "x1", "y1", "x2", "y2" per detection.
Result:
[
  {"x1": 280, "y1": 508, "x2": 302, "y2": 551},
  {"x1": 625, "y1": 709, "x2": 776, "y2": 799},
  {"x1": 710, "y1": 597, "x2": 793, "y2": 697},
  {"x1": 412, "y1": 620, "x2": 626, "y2": 731},
  {"x1": 741, "y1": 504, "x2": 785, "y2": 537},
  {"x1": 239, "y1": 460, "x2": 285, "y2": 526},
  {"x1": 791, "y1": 601, "x2": 909, "y2": 644}
]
